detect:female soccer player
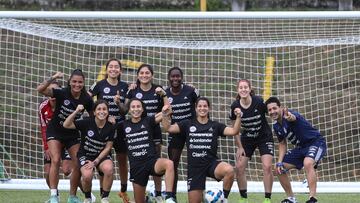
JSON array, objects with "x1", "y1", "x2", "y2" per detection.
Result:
[
  {"x1": 63, "y1": 100, "x2": 116, "y2": 203},
  {"x1": 38, "y1": 81, "x2": 72, "y2": 201},
  {"x1": 88, "y1": 58, "x2": 130, "y2": 202},
  {"x1": 119, "y1": 64, "x2": 169, "y2": 201},
  {"x1": 165, "y1": 67, "x2": 199, "y2": 200},
  {"x1": 162, "y1": 97, "x2": 242, "y2": 203},
  {"x1": 116, "y1": 98, "x2": 176, "y2": 203},
  {"x1": 229, "y1": 79, "x2": 274, "y2": 203},
  {"x1": 37, "y1": 70, "x2": 93, "y2": 203},
  {"x1": 265, "y1": 97, "x2": 326, "y2": 203}
]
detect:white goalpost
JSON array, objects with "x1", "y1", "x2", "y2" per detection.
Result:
[{"x1": 0, "y1": 11, "x2": 359, "y2": 193}]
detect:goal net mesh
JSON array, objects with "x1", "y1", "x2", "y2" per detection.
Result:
[{"x1": 0, "y1": 16, "x2": 359, "y2": 184}]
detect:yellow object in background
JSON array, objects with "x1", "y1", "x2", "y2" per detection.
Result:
[{"x1": 263, "y1": 57, "x2": 275, "y2": 101}]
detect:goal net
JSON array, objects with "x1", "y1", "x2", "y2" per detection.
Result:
[{"x1": 0, "y1": 12, "x2": 359, "y2": 192}]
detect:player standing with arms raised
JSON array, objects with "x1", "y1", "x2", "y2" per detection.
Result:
[{"x1": 37, "y1": 70, "x2": 93, "y2": 203}]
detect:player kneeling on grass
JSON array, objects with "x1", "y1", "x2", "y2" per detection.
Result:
[
  {"x1": 162, "y1": 97, "x2": 242, "y2": 203},
  {"x1": 265, "y1": 97, "x2": 327, "y2": 203},
  {"x1": 64, "y1": 100, "x2": 116, "y2": 203},
  {"x1": 116, "y1": 98, "x2": 176, "y2": 203}
]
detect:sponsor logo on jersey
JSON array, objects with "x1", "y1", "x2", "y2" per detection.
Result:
[
  {"x1": 168, "y1": 97, "x2": 173, "y2": 103},
  {"x1": 125, "y1": 127, "x2": 131, "y2": 133},
  {"x1": 190, "y1": 126, "x2": 196, "y2": 132},
  {"x1": 103, "y1": 87, "x2": 110, "y2": 94},
  {"x1": 209, "y1": 127, "x2": 213, "y2": 132},
  {"x1": 184, "y1": 96, "x2": 188, "y2": 99},
  {"x1": 64, "y1": 100, "x2": 70, "y2": 106},
  {"x1": 141, "y1": 125, "x2": 145, "y2": 129},
  {"x1": 87, "y1": 130, "x2": 94, "y2": 137},
  {"x1": 136, "y1": 93, "x2": 143, "y2": 99}
]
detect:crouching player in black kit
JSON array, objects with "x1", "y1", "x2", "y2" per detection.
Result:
[
  {"x1": 63, "y1": 100, "x2": 115, "y2": 203},
  {"x1": 116, "y1": 98, "x2": 176, "y2": 203},
  {"x1": 162, "y1": 97, "x2": 242, "y2": 203}
]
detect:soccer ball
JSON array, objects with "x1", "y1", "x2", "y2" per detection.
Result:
[{"x1": 204, "y1": 188, "x2": 224, "y2": 203}]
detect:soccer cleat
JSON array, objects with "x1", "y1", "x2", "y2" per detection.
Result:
[
  {"x1": 49, "y1": 195, "x2": 59, "y2": 203},
  {"x1": 83, "y1": 198, "x2": 92, "y2": 203},
  {"x1": 91, "y1": 193, "x2": 96, "y2": 203},
  {"x1": 281, "y1": 198, "x2": 298, "y2": 203},
  {"x1": 118, "y1": 191, "x2": 130, "y2": 203},
  {"x1": 238, "y1": 197, "x2": 248, "y2": 203},
  {"x1": 305, "y1": 197, "x2": 318, "y2": 203},
  {"x1": 263, "y1": 198, "x2": 271, "y2": 203},
  {"x1": 165, "y1": 197, "x2": 177, "y2": 203},
  {"x1": 101, "y1": 197, "x2": 110, "y2": 203},
  {"x1": 67, "y1": 196, "x2": 82, "y2": 203}
]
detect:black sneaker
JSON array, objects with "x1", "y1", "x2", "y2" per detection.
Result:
[
  {"x1": 281, "y1": 199, "x2": 296, "y2": 203},
  {"x1": 305, "y1": 197, "x2": 318, "y2": 203}
]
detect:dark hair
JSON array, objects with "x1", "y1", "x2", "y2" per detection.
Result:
[
  {"x1": 67, "y1": 69, "x2": 87, "y2": 95},
  {"x1": 236, "y1": 79, "x2": 255, "y2": 100},
  {"x1": 265, "y1": 96, "x2": 281, "y2": 108},
  {"x1": 93, "y1": 99, "x2": 109, "y2": 112},
  {"x1": 167, "y1": 66, "x2": 183, "y2": 80},
  {"x1": 195, "y1": 97, "x2": 211, "y2": 118},
  {"x1": 105, "y1": 58, "x2": 122, "y2": 81},
  {"x1": 136, "y1": 64, "x2": 154, "y2": 86},
  {"x1": 128, "y1": 98, "x2": 147, "y2": 118}
]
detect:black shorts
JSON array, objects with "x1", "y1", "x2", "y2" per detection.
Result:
[
  {"x1": 113, "y1": 131, "x2": 127, "y2": 154},
  {"x1": 187, "y1": 160, "x2": 221, "y2": 191},
  {"x1": 168, "y1": 133, "x2": 186, "y2": 150},
  {"x1": 78, "y1": 154, "x2": 113, "y2": 169},
  {"x1": 47, "y1": 129, "x2": 80, "y2": 150},
  {"x1": 241, "y1": 137, "x2": 274, "y2": 159},
  {"x1": 129, "y1": 158, "x2": 162, "y2": 187},
  {"x1": 43, "y1": 149, "x2": 71, "y2": 164},
  {"x1": 153, "y1": 125, "x2": 162, "y2": 145}
]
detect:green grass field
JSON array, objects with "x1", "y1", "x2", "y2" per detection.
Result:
[{"x1": 0, "y1": 190, "x2": 359, "y2": 203}]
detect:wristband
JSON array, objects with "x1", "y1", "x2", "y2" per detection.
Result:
[
  {"x1": 276, "y1": 162, "x2": 284, "y2": 167},
  {"x1": 161, "y1": 93, "x2": 167, "y2": 98}
]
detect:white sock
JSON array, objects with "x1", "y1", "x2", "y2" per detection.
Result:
[{"x1": 50, "y1": 189, "x2": 57, "y2": 196}]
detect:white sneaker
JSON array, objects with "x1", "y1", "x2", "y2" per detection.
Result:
[
  {"x1": 101, "y1": 197, "x2": 110, "y2": 203},
  {"x1": 83, "y1": 198, "x2": 92, "y2": 203},
  {"x1": 154, "y1": 196, "x2": 164, "y2": 203},
  {"x1": 91, "y1": 193, "x2": 96, "y2": 202},
  {"x1": 165, "y1": 197, "x2": 176, "y2": 203}
]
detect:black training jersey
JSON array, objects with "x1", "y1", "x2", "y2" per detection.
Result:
[
  {"x1": 48, "y1": 87, "x2": 93, "y2": 138},
  {"x1": 178, "y1": 119, "x2": 226, "y2": 167},
  {"x1": 117, "y1": 117, "x2": 158, "y2": 167},
  {"x1": 74, "y1": 117, "x2": 115, "y2": 158},
  {"x1": 127, "y1": 85, "x2": 164, "y2": 117},
  {"x1": 165, "y1": 84, "x2": 199, "y2": 124},
  {"x1": 229, "y1": 95, "x2": 272, "y2": 142},
  {"x1": 89, "y1": 79, "x2": 128, "y2": 122}
]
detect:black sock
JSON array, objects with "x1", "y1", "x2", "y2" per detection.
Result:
[
  {"x1": 84, "y1": 191, "x2": 91, "y2": 199},
  {"x1": 121, "y1": 183, "x2": 127, "y2": 192},
  {"x1": 165, "y1": 191, "x2": 175, "y2": 199},
  {"x1": 240, "y1": 190, "x2": 247, "y2": 198},
  {"x1": 223, "y1": 189, "x2": 230, "y2": 199},
  {"x1": 100, "y1": 187, "x2": 104, "y2": 196},
  {"x1": 155, "y1": 190, "x2": 162, "y2": 197},
  {"x1": 310, "y1": 197, "x2": 317, "y2": 202},
  {"x1": 102, "y1": 190, "x2": 110, "y2": 198},
  {"x1": 265, "y1": 192, "x2": 271, "y2": 199}
]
